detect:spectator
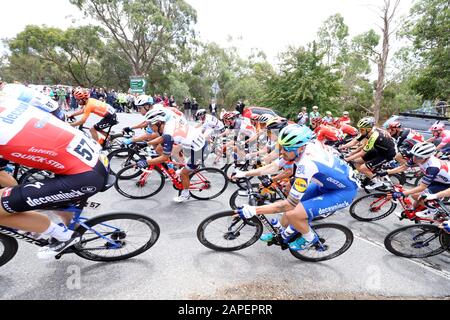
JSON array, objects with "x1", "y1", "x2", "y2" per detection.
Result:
[
  {"x1": 106, "y1": 89, "x2": 117, "y2": 107},
  {"x1": 70, "y1": 89, "x2": 78, "y2": 110},
  {"x1": 339, "y1": 111, "x2": 351, "y2": 125},
  {"x1": 191, "y1": 98, "x2": 199, "y2": 118},
  {"x1": 169, "y1": 95, "x2": 176, "y2": 108},
  {"x1": 97, "y1": 88, "x2": 106, "y2": 102},
  {"x1": 57, "y1": 86, "x2": 68, "y2": 111},
  {"x1": 90, "y1": 87, "x2": 99, "y2": 99},
  {"x1": 436, "y1": 99, "x2": 448, "y2": 116},
  {"x1": 155, "y1": 94, "x2": 162, "y2": 104},
  {"x1": 236, "y1": 100, "x2": 245, "y2": 115},
  {"x1": 323, "y1": 111, "x2": 334, "y2": 124},
  {"x1": 209, "y1": 99, "x2": 218, "y2": 117},
  {"x1": 309, "y1": 106, "x2": 321, "y2": 126},
  {"x1": 297, "y1": 107, "x2": 309, "y2": 125},
  {"x1": 183, "y1": 97, "x2": 191, "y2": 121}
]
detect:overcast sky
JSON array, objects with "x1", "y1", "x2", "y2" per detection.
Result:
[{"x1": 0, "y1": 0, "x2": 415, "y2": 65}]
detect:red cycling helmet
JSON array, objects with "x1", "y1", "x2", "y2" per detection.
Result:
[
  {"x1": 388, "y1": 121, "x2": 402, "y2": 129},
  {"x1": 73, "y1": 89, "x2": 89, "y2": 100},
  {"x1": 430, "y1": 123, "x2": 445, "y2": 131}
]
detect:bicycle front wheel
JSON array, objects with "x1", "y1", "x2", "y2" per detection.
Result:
[
  {"x1": 289, "y1": 224, "x2": 354, "y2": 262},
  {"x1": 384, "y1": 224, "x2": 446, "y2": 258},
  {"x1": 115, "y1": 165, "x2": 165, "y2": 199},
  {"x1": 74, "y1": 213, "x2": 160, "y2": 262},
  {"x1": 197, "y1": 211, "x2": 263, "y2": 252},
  {"x1": 107, "y1": 148, "x2": 144, "y2": 176},
  {"x1": 349, "y1": 193, "x2": 396, "y2": 222},
  {"x1": 189, "y1": 167, "x2": 228, "y2": 200},
  {"x1": 0, "y1": 234, "x2": 18, "y2": 267}
]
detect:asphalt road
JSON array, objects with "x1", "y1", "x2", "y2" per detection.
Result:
[{"x1": 0, "y1": 113, "x2": 449, "y2": 300}]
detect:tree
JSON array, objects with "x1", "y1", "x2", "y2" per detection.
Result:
[
  {"x1": 8, "y1": 25, "x2": 107, "y2": 87},
  {"x1": 70, "y1": 0, "x2": 197, "y2": 76},
  {"x1": 317, "y1": 13, "x2": 349, "y2": 66},
  {"x1": 400, "y1": 0, "x2": 450, "y2": 100}
]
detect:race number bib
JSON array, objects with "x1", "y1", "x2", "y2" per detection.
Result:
[{"x1": 66, "y1": 135, "x2": 101, "y2": 167}]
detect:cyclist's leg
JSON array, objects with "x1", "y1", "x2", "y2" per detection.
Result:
[{"x1": 0, "y1": 171, "x2": 17, "y2": 188}]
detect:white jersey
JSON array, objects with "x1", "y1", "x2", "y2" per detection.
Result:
[
  {"x1": 164, "y1": 119, "x2": 206, "y2": 152},
  {"x1": 152, "y1": 103, "x2": 186, "y2": 123},
  {"x1": 202, "y1": 114, "x2": 224, "y2": 136}
]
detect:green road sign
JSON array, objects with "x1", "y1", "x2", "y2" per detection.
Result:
[{"x1": 130, "y1": 77, "x2": 147, "y2": 94}]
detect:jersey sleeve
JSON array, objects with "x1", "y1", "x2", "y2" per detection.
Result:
[
  {"x1": 287, "y1": 160, "x2": 318, "y2": 206},
  {"x1": 421, "y1": 166, "x2": 440, "y2": 186}
]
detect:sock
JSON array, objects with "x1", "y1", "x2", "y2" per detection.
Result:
[
  {"x1": 43, "y1": 222, "x2": 73, "y2": 242},
  {"x1": 303, "y1": 229, "x2": 316, "y2": 242},
  {"x1": 181, "y1": 189, "x2": 190, "y2": 197}
]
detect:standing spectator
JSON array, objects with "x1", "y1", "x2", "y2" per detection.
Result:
[
  {"x1": 97, "y1": 88, "x2": 106, "y2": 102},
  {"x1": 163, "y1": 93, "x2": 169, "y2": 107},
  {"x1": 323, "y1": 111, "x2": 334, "y2": 124},
  {"x1": 169, "y1": 95, "x2": 176, "y2": 108},
  {"x1": 90, "y1": 87, "x2": 99, "y2": 99},
  {"x1": 297, "y1": 107, "x2": 309, "y2": 125},
  {"x1": 236, "y1": 100, "x2": 245, "y2": 115},
  {"x1": 106, "y1": 89, "x2": 117, "y2": 107},
  {"x1": 183, "y1": 97, "x2": 191, "y2": 121},
  {"x1": 309, "y1": 106, "x2": 321, "y2": 126},
  {"x1": 209, "y1": 99, "x2": 218, "y2": 117},
  {"x1": 191, "y1": 98, "x2": 199, "y2": 119},
  {"x1": 436, "y1": 99, "x2": 448, "y2": 116},
  {"x1": 339, "y1": 111, "x2": 351, "y2": 125},
  {"x1": 155, "y1": 94, "x2": 163, "y2": 104},
  {"x1": 70, "y1": 89, "x2": 78, "y2": 110},
  {"x1": 57, "y1": 86, "x2": 68, "y2": 111}
]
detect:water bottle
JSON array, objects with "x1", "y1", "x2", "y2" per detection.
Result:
[
  {"x1": 271, "y1": 218, "x2": 284, "y2": 234},
  {"x1": 5, "y1": 164, "x2": 14, "y2": 174},
  {"x1": 166, "y1": 162, "x2": 177, "y2": 177},
  {"x1": 281, "y1": 225, "x2": 298, "y2": 243}
]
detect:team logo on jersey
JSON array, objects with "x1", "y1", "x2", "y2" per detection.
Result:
[
  {"x1": 2, "y1": 188, "x2": 12, "y2": 197},
  {"x1": 81, "y1": 186, "x2": 97, "y2": 193},
  {"x1": 24, "y1": 182, "x2": 45, "y2": 189},
  {"x1": 0, "y1": 102, "x2": 30, "y2": 124},
  {"x1": 294, "y1": 178, "x2": 308, "y2": 193},
  {"x1": 296, "y1": 165, "x2": 305, "y2": 175}
]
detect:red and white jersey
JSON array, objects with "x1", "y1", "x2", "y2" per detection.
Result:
[
  {"x1": 315, "y1": 125, "x2": 344, "y2": 142},
  {"x1": 0, "y1": 98, "x2": 102, "y2": 175}
]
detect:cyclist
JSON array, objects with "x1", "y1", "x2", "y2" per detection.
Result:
[
  {"x1": 67, "y1": 89, "x2": 118, "y2": 144},
  {"x1": 0, "y1": 82, "x2": 66, "y2": 121},
  {"x1": 427, "y1": 123, "x2": 450, "y2": 147},
  {"x1": 314, "y1": 120, "x2": 345, "y2": 146},
  {"x1": 263, "y1": 117, "x2": 290, "y2": 163},
  {"x1": 243, "y1": 114, "x2": 274, "y2": 160},
  {"x1": 380, "y1": 142, "x2": 450, "y2": 218},
  {"x1": 235, "y1": 125, "x2": 358, "y2": 250},
  {"x1": 121, "y1": 95, "x2": 156, "y2": 134},
  {"x1": 343, "y1": 117, "x2": 396, "y2": 189},
  {"x1": 0, "y1": 160, "x2": 17, "y2": 187},
  {"x1": 135, "y1": 109, "x2": 206, "y2": 203},
  {"x1": 337, "y1": 120, "x2": 359, "y2": 144},
  {"x1": 386, "y1": 120, "x2": 424, "y2": 165},
  {"x1": 0, "y1": 98, "x2": 108, "y2": 259},
  {"x1": 195, "y1": 109, "x2": 225, "y2": 138}
]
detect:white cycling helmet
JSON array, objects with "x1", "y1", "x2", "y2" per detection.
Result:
[
  {"x1": 135, "y1": 95, "x2": 154, "y2": 107},
  {"x1": 258, "y1": 114, "x2": 274, "y2": 124},
  {"x1": 410, "y1": 142, "x2": 436, "y2": 159},
  {"x1": 145, "y1": 109, "x2": 167, "y2": 124}
]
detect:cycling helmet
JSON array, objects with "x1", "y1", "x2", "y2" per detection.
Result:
[
  {"x1": 410, "y1": 142, "x2": 436, "y2": 159},
  {"x1": 388, "y1": 121, "x2": 402, "y2": 129},
  {"x1": 258, "y1": 114, "x2": 273, "y2": 124},
  {"x1": 135, "y1": 95, "x2": 154, "y2": 107},
  {"x1": 278, "y1": 125, "x2": 314, "y2": 150},
  {"x1": 145, "y1": 109, "x2": 167, "y2": 124},
  {"x1": 195, "y1": 109, "x2": 207, "y2": 120},
  {"x1": 357, "y1": 116, "x2": 375, "y2": 129},
  {"x1": 222, "y1": 111, "x2": 239, "y2": 121},
  {"x1": 266, "y1": 117, "x2": 289, "y2": 130},
  {"x1": 430, "y1": 123, "x2": 445, "y2": 131},
  {"x1": 73, "y1": 89, "x2": 89, "y2": 100}
]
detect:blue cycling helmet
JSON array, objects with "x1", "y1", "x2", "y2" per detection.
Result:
[{"x1": 278, "y1": 124, "x2": 315, "y2": 150}]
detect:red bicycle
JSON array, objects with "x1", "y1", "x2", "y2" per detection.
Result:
[
  {"x1": 114, "y1": 160, "x2": 228, "y2": 200},
  {"x1": 349, "y1": 178, "x2": 449, "y2": 223}
]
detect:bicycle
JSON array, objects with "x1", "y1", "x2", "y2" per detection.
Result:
[
  {"x1": 197, "y1": 178, "x2": 354, "y2": 262},
  {"x1": 0, "y1": 176, "x2": 160, "y2": 267},
  {"x1": 349, "y1": 178, "x2": 450, "y2": 223},
  {"x1": 107, "y1": 142, "x2": 150, "y2": 176},
  {"x1": 384, "y1": 199, "x2": 450, "y2": 258},
  {"x1": 114, "y1": 160, "x2": 229, "y2": 200},
  {"x1": 229, "y1": 176, "x2": 289, "y2": 210}
]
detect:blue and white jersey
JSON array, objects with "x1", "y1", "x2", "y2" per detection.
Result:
[
  {"x1": 277, "y1": 140, "x2": 357, "y2": 204},
  {"x1": 0, "y1": 84, "x2": 65, "y2": 121}
]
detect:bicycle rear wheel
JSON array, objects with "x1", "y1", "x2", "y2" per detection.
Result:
[
  {"x1": 0, "y1": 234, "x2": 19, "y2": 267},
  {"x1": 74, "y1": 213, "x2": 160, "y2": 262},
  {"x1": 384, "y1": 224, "x2": 445, "y2": 258},
  {"x1": 115, "y1": 165, "x2": 165, "y2": 199},
  {"x1": 189, "y1": 167, "x2": 228, "y2": 200},
  {"x1": 197, "y1": 211, "x2": 263, "y2": 252},
  {"x1": 289, "y1": 224, "x2": 354, "y2": 262},
  {"x1": 349, "y1": 193, "x2": 396, "y2": 222},
  {"x1": 107, "y1": 148, "x2": 144, "y2": 176}
]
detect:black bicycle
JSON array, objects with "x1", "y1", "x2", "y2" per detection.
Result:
[
  {"x1": 197, "y1": 178, "x2": 354, "y2": 262},
  {"x1": 0, "y1": 176, "x2": 160, "y2": 267}
]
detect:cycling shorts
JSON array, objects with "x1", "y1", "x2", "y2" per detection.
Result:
[
  {"x1": 1, "y1": 161, "x2": 108, "y2": 214},
  {"x1": 186, "y1": 144, "x2": 207, "y2": 171},
  {"x1": 300, "y1": 181, "x2": 358, "y2": 222},
  {"x1": 94, "y1": 113, "x2": 118, "y2": 131},
  {"x1": 425, "y1": 182, "x2": 450, "y2": 194},
  {"x1": 363, "y1": 149, "x2": 395, "y2": 171}
]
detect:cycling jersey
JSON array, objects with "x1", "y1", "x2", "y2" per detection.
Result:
[
  {"x1": 315, "y1": 125, "x2": 344, "y2": 142},
  {"x1": 395, "y1": 129, "x2": 424, "y2": 148},
  {"x1": 232, "y1": 118, "x2": 256, "y2": 138},
  {"x1": 0, "y1": 99, "x2": 102, "y2": 175},
  {"x1": 202, "y1": 114, "x2": 225, "y2": 136},
  {"x1": 0, "y1": 83, "x2": 65, "y2": 121},
  {"x1": 340, "y1": 124, "x2": 358, "y2": 137},
  {"x1": 162, "y1": 119, "x2": 206, "y2": 153},
  {"x1": 363, "y1": 128, "x2": 396, "y2": 153},
  {"x1": 81, "y1": 98, "x2": 116, "y2": 123},
  {"x1": 339, "y1": 116, "x2": 351, "y2": 125},
  {"x1": 276, "y1": 140, "x2": 358, "y2": 221},
  {"x1": 409, "y1": 156, "x2": 450, "y2": 186},
  {"x1": 152, "y1": 103, "x2": 186, "y2": 123}
]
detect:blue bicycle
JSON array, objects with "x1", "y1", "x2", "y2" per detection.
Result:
[{"x1": 0, "y1": 179, "x2": 160, "y2": 266}]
